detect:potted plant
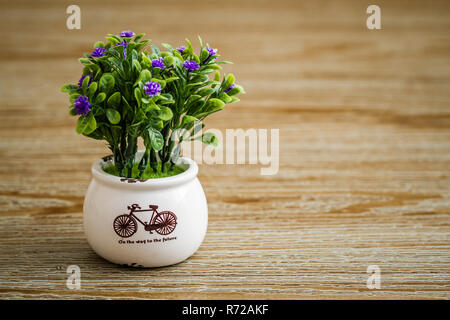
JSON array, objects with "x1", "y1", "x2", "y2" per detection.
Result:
[{"x1": 61, "y1": 31, "x2": 244, "y2": 267}]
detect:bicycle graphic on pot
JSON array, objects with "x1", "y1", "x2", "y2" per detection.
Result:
[{"x1": 113, "y1": 204, "x2": 177, "y2": 238}]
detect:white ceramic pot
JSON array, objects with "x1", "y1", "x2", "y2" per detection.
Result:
[{"x1": 83, "y1": 152, "x2": 208, "y2": 267}]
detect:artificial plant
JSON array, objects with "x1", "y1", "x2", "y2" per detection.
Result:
[{"x1": 62, "y1": 30, "x2": 244, "y2": 178}]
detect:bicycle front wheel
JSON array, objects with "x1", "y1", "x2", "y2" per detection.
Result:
[{"x1": 113, "y1": 215, "x2": 137, "y2": 238}]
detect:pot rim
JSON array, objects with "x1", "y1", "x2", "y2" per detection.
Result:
[{"x1": 91, "y1": 151, "x2": 198, "y2": 189}]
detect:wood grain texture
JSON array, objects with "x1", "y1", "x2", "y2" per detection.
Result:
[{"x1": 0, "y1": 0, "x2": 449, "y2": 299}]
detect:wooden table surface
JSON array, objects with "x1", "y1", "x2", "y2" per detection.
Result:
[{"x1": 0, "y1": 0, "x2": 449, "y2": 299}]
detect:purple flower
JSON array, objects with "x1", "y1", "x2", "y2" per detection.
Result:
[
  {"x1": 74, "y1": 96, "x2": 91, "y2": 115},
  {"x1": 176, "y1": 46, "x2": 186, "y2": 54},
  {"x1": 78, "y1": 74, "x2": 92, "y2": 88},
  {"x1": 206, "y1": 47, "x2": 218, "y2": 57},
  {"x1": 203, "y1": 47, "x2": 218, "y2": 63},
  {"x1": 224, "y1": 83, "x2": 236, "y2": 93},
  {"x1": 115, "y1": 41, "x2": 128, "y2": 58},
  {"x1": 120, "y1": 30, "x2": 134, "y2": 37},
  {"x1": 91, "y1": 47, "x2": 107, "y2": 58},
  {"x1": 183, "y1": 60, "x2": 200, "y2": 72},
  {"x1": 151, "y1": 58, "x2": 165, "y2": 69},
  {"x1": 144, "y1": 81, "x2": 161, "y2": 97},
  {"x1": 115, "y1": 40, "x2": 128, "y2": 48}
]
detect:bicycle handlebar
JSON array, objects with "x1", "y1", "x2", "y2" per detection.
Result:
[{"x1": 128, "y1": 204, "x2": 141, "y2": 210}]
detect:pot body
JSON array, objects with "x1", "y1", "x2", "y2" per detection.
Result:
[{"x1": 83, "y1": 155, "x2": 208, "y2": 267}]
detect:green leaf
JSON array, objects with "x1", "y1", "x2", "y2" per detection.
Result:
[
  {"x1": 88, "y1": 82, "x2": 97, "y2": 97},
  {"x1": 197, "y1": 88, "x2": 215, "y2": 97},
  {"x1": 180, "y1": 115, "x2": 198, "y2": 128},
  {"x1": 202, "y1": 131, "x2": 219, "y2": 147},
  {"x1": 94, "y1": 41, "x2": 105, "y2": 48},
  {"x1": 214, "y1": 71, "x2": 220, "y2": 82},
  {"x1": 107, "y1": 92, "x2": 121, "y2": 108},
  {"x1": 185, "y1": 38, "x2": 194, "y2": 55},
  {"x1": 192, "y1": 54, "x2": 200, "y2": 64},
  {"x1": 147, "y1": 127, "x2": 164, "y2": 150},
  {"x1": 161, "y1": 43, "x2": 173, "y2": 51},
  {"x1": 106, "y1": 36, "x2": 120, "y2": 45},
  {"x1": 187, "y1": 82, "x2": 205, "y2": 87},
  {"x1": 164, "y1": 55, "x2": 175, "y2": 66},
  {"x1": 219, "y1": 92, "x2": 232, "y2": 103},
  {"x1": 151, "y1": 44, "x2": 161, "y2": 57},
  {"x1": 95, "y1": 92, "x2": 106, "y2": 104},
  {"x1": 160, "y1": 93, "x2": 173, "y2": 101},
  {"x1": 205, "y1": 98, "x2": 225, "y2": 111},
  {"x1": 61, "y1": 84, "x2": 78, "y2": 93},
  {"x1": 81, "y1": 75, "x2": 91, "y2": 94},
  {"x1": 230, "y1": 96, "x2": 240, "y2": 103},
  {"x1": 224, "y1": 73, "x2": 235, "y2": 89},
  {"x1": 134, "y1": 88, "x2": 143, "y2": 106},
  {"x1": 76, "y1": 112, "x2": 97, "y2": 135},
  {"x1": 99, "y1": 73, "x2": 115, "y2": 94},
  {"x1": 146, "y1": 104, "x2": 160, "y2": 112},
  {"x1": 154, "y1": 120, "x2": 164, "y2": 130},
  {"x1": 227, "y1": 85, "x2": 245, "y2": 96},
  {"x1": 173, "y1": 50, "x2": 184, "y2": 60},
  {"x1": 158, "y1": 107, "x2": 173, "y2": 121},
  {"x1": 106, "y1": 108, "x2": 121, "y2": 124},
  {"x1": 186, "y1": 95, "x2": 201, "y2": 105},
  {"x1": 79, "y1": 58, "x2": 91, "y2": 65},
  {"x1": 192, "y1": 74, "x2": 209, "y2": 83},
  {"x1": 135, "y1": 40, "x2": 150, "y2": 52},
  {"x1": 132, "y1": 59, "x2": 142, "y2": 72},
  {"x1": 200, "y1": 48, "x2": 209, "y2": 62},
  {"x1": 134, "y1": 69, "x2": 152, "y2": 86},
  {"x1": 141, "y1": 55, "x2": 152, "y2": 69},
  {"x1": 134, "y1": 33, "x2": 145, "y2": 42},
  {"x1": 164, "y1": 77, "x2": 179, "y2": 83},
  {"x1": 205, "y1": 64, "x2": 222, "y2": 70}
]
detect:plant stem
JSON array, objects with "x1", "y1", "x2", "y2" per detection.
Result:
[
  {"x1": 159, "y1": 125, "x2": 171, "y2": 173},
  {"x1": 137, "y1": 148, "x2": 150, "y2": 179},
  {"x1": 119, "y1": 124, "x2": 127, "y2": 177},
  {"x1": 125, "y1": 135, "x2": 137, "y2": 178},
  {"x1": 150, "y1": 148, "x2": 158, "y2": 172}
]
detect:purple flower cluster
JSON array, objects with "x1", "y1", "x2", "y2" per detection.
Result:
[
  {"x1": 91, "y1": 47, "x2": 107, "y2": 58},
  {"x1": 144, "y1": 81, "x2": 161, "y2": 97},
  {"x1": 176, "y1": 46, "x2": 186, "y2": 54},
  {"x1": 78, "y1": 74, "x2": 92, "y2": 88},
  {"x1": 224, "y1": 83, "x2": 236, "y2": 93},
  {"x1": 74, "y1": 96, "x2": 91, "y2": 115},
  {"x1": 206, "y1": 47, "x2": 218, "y2": 57},
  {"x1": 183, "y1": 60, "x2": 200, "y2": 72},
  {"x1": 203, "y1": 47, "x2": 218, "y2": 63},
  {"x1": 120, "y1": 30, "x2": 134, "y2": 37},
  {"x1": 151, "y1": 58, "x2": 165, "y2": 69}
]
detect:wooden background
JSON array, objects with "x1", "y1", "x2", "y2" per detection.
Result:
[{"x1": 0, "y1": 0, "x2": 449, "y2": 299}]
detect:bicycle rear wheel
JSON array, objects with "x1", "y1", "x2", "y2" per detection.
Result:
[{"x1": 154, "y1": 211, "x2": 177, "y2": 235}]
